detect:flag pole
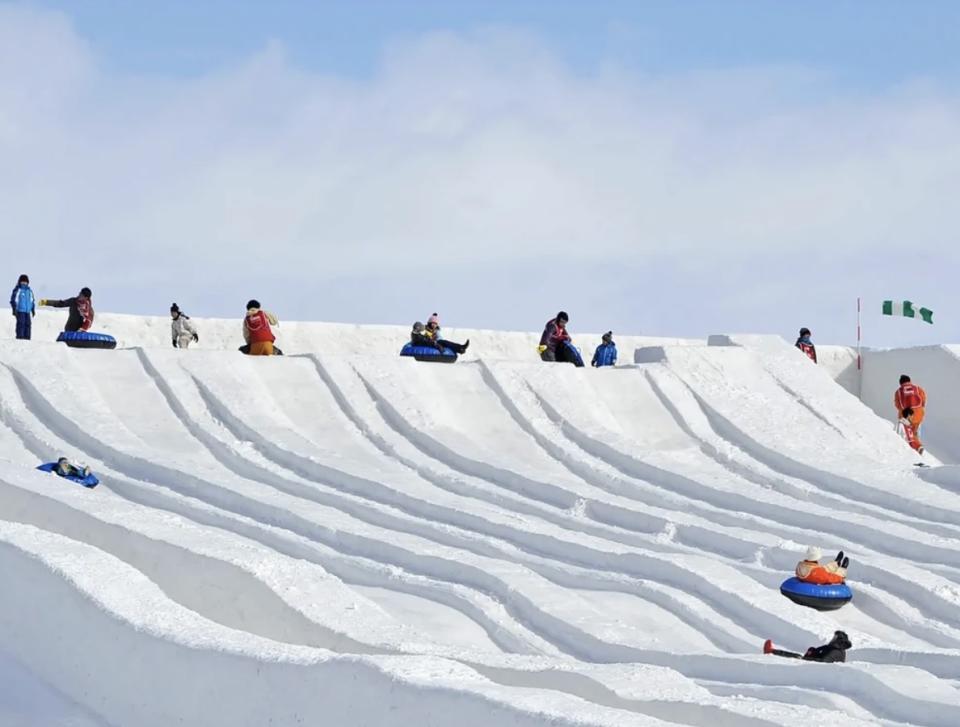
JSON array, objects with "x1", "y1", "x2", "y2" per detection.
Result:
[{"x1": 857, "y1": 296, "x2": 863, "y2": 400}]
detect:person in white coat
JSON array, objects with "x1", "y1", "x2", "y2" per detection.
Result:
[{"x1": 170, "y1": 303, "x2": 199, "y2": 348}]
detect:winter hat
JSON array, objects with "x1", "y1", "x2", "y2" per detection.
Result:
[
  {"x1": 170, "y1": 303, "x2": 180, "y2": 314},
  {"x1": 832, "y1": 630, "x2": 851, "y2": 649},
  {"x1": 602, "y1": 331, "x2": 613, "y2": 342},
  {"x1": 799, "y1": 327, "x2": 811, "y2": 337},
  {"x1": 899, "y1": 374, "x2": 911, "y2": 384},
  {"x1": 556, "y1": 311, "x2": 569, "y2": 323},
  {"x1": 80, "y1": 287, "x2": 92, "y2": 298},
  {"x1": 427, "y1": 313, "x2": 439, "y2": 326},
  {"x1": 17, "y1": 274, "x2": 29, "y2": 284},
  {"x1": 246, "y1": 299, "x2": 261, "y2": 312},
  {"x1": 804, "y1": 545, "x2": 822, "y2": 562},
  {"x1": 412, "y1": 321, "x2": 425, "y2": 333}
]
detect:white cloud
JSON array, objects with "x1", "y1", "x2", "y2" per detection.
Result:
[{"x1": 1, "y1": 6, "x2": 958, "y2": 343}]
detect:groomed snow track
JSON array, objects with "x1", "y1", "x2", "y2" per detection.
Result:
[{"x1": 1, "y1": 320, "x2": 959, "y2": 726}]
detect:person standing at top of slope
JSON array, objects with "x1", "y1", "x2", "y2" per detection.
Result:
[
  {"x1": 795, "y1": 546, "x2": 849, "y2": 585},
  {"x1": 895, "y1": 375, "x2": 926, "y2": 431},
  {"x1": 170, "y1": 303, "x2": 199, "y2": 349},
  {"x1": 591, "y1": 331, "x2": 617, "y2": 367},
  {"x1": 795, "y1": 327, "x2": 817, "y2": 363},
  {"x1": 423, "y1": 313, "x2": 469, "y2": 354},
  {"x1": 539, "y1": 311, "x2": 571, "y2": 362},
  {"x1": 243, "y1": 299, "x2": 278, "y2": 355},
  {"x1": 38, "y1": 287, "x2": 94, "y2": 332},
  {"x1": 898, "y1": 407, "x2": 925, "y2": 455},
  {"x1": 10, "y1": 274, "x2": 35, "y2": 340}
]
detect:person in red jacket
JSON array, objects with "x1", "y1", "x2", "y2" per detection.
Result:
[
  {"x1": 539, "y1": 311, "x2": 571, "y2": 362},
  {"x1": 795, "y1": 327, "x2": 817, "y2": 363},
  {"x1": 894, "y1": 374, "x2": 926, "y2": 430},
  {"x1": 39, "y1": 287, "x2": 94, "y2": 332},
  {"x1": 242, "y1": 299, "x2": 278, "y2": 355}
]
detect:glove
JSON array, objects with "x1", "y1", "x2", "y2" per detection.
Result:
[
  {"x1": 537, "y1": 345, "x2": 547, "y2": 354},
  {"x1": 172, "y1": 339, "x2": 178, "y2": 348},
  {"x1": 192, "y1": 332, "x2": 199, "y2": 342},
  {"x1": 38, "y1": 299, "x2": 48, "y2": 306}
]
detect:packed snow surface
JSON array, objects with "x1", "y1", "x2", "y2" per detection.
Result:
[{"x1": 2, "y1": 312, "x2": 959, "y2": 726}]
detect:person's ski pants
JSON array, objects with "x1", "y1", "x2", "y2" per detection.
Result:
[
  {"x1": 909, "y1": 406, "x2": 925, "y2": 430},
  {"x1": 14, "y1": 311, "x2": 31, "y2": 340}
]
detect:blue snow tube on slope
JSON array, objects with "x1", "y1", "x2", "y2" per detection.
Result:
[
  {"x1": 57, "y1": 331, "x2": 117, "y2": 350},
  {"x1": 560, "y1": 340, "x2": 584, "y2": 367},
  {"x1": 399, "y1": 343, "x2": 458, "y2": 363},
  {"x1": 36, "y1": 462, "x2": 100, "y2": 488},
  {"x1": 780, "y1": 577, "x2": 852, "y2": 611}
]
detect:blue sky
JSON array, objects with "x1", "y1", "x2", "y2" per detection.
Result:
[{"x1": 3, "y1": 1, "x2": 959, "y2": 347}]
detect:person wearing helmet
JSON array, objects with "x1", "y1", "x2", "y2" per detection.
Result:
[
  {"x1": 38, "y1": 287, "x2": 94, "y2": 332},
  {"x1": 539, "y1": 311, "x2": 572, "y2": 363},
  {"x1": 795, "y1": 546, "x2": 849, "y2": 585},
  {"x1": 170, "y1": 303, "x2": 199, "y2": 349},
  {"x1": 242, "y1": 299, "x2": 278, "y2": 355},
  {"x1": 795, "y1": 327, "x2": 817, "y2": 363}
]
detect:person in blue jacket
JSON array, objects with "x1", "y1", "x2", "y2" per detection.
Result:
[
  {"x1": 591, "y1": 331, "x2": 617, "y2": 367},
  {"x1": 10, "y1": 274, "x2": 35, "y2": 340}
]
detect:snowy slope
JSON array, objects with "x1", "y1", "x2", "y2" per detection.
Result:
[{"x1": 2, "y1": 316, "x2": 959, "y2": 726}]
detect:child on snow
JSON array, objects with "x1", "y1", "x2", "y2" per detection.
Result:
[
  {"x1": 10, "y1": 274, "x2": 35, "y2": 340},
  {"x1": 243, "y1": 299, "x2": 278, "y2": 355},
  {"x1": 795, "y1": 546, "x2": 849, "y2": 585},
  {"x1": 898, "y1": 407, "x2": 925, "y2": 455},
  {"x1": 170, "y1": 303, "x2": 199, "y2": 349},
  {"x1": 591, "y1": 331, "x2": 617, "y2": 367},
  {"x1": 795, "y1": 327, "x2": 817, "y2": 363},
  {"x1": 764, "y1": 630, "x2": 852, "y2": 663},
  {"x1": 39, "y1": 287, "x2": 94, "y2": 332},
  {"x1": 55, "y1": 457, "x2": 91, "y2": 480},
  {"x1": 423, "y1": 313, "x2": 469, "y2": 354}
]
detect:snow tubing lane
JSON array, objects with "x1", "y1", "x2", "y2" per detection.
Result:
[
  {"x1": 36, "y1": 462, "x2": 100, "y2": 488},
  {"x1": 56, "y1": 331, "x2": 117, "y2": 350},
  {"x1": 400, "y1": 343, "x2": 458, "y2": 363},
  {"x1": 779, "y1": 577, "x2": 852, "y2": 611}
]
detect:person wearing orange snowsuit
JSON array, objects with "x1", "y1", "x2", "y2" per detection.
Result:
[
  {"x1": 795, "y1": 546, "x2": 848, "y2": 585},
  {"x1": 895, "y1": 375, "x2": 926, "y2": 430},
  {"x1": 242, "y1": 299, "x2": 278, "y2": 355}
]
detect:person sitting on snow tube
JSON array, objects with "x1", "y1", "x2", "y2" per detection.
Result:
[
  {"x1": 54, "y1": 457, "x2": 92, "y2": 481},
  {"x1": 424, "y1": 313, "x2": 469, "y2": 354},
  {"x1": 411, "y1": 321, "x2": 447, "y2": 351},
  {"x1": 796, "y1": 546, "x2": 849, "y2": 585},
  {"x1": 39, "y1": 287, "x2": 94, "y2": 332}
]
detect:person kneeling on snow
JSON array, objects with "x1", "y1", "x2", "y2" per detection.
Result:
[
  {"x1": 898, "y1": 407, "x2": 925, "y2": 455},
  {"x1": 55, "y1": 457, "x2": 91, "y2": 480},
  {"x1": 591, "y1": 331, "x2": 617, "y2": 367},
  {"x1": 243, "y1": 299, "x2": 278, "y2": 355},
  {"x1": 424, "y1": 313, "x2": 469, "y2": 354},
  {"x1": 764, "y1": 630, "x2": 852, "y2": 663},
  {"x1": 170, "y1": 303, "x2": 199, "y2": 348},
  {"x1": 796, "y1": 546, "x2": 849, "y2": 585}
]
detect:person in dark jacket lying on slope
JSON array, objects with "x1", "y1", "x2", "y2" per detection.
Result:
[
  {"x1": 39, "y1": 287, "x2": 94, "y2": 332},
  {"x1": 764, "y1": 630, "x2": 852, "y2": 663}
]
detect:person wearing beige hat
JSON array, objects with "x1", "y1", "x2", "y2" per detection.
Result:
[{"x1": 795, "y1": 546, "x2": 849, "y2": 585}]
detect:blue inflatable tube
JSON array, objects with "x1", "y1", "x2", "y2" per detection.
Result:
[
  {"x1": 57, "y1": 331, "x2": 117, "y2": 350},
  {"x1": 400, "y1": 343, "x2": 458, "y2": 363},
  {"x1": 780, "y1": 577, "x2": 852, "y2": 611},
  {"x1": 36, "y1": 462, "x2": 99, "y2": 488}
]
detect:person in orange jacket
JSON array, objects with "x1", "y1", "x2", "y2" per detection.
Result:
[
  {"x1": 242, "y1": 299, "x2": 278, "y2": 355},
  {"x1": 894, "y1": 374, "x2": 926, "y2": 430},
  {"x1": 795, "y1": 546, "x2": 849, "y2": 585}
]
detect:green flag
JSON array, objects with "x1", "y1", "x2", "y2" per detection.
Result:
[{"x1": 882, "y1": 300, "x2": 934, "y2": 324}]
